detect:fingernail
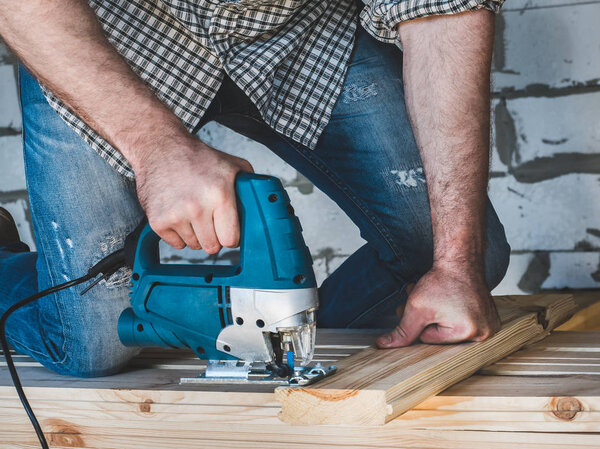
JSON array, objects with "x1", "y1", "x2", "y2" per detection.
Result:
[{"x1": 379, "y1": 335, "x2": 392, "y2": 345}]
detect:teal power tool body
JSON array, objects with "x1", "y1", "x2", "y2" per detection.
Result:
[{"x1": 117, "y1": 173, "x2": 335, "y2": 385}]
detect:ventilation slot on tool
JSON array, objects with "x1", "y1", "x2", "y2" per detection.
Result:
[
  {"x1": 225, "y1": 287, "x2": 233, "y2": 325},
  {"x1": 218, "y1": 286, "x2": 226, "y2": 328}
]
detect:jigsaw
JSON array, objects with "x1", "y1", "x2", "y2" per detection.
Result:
[
  {"x1": 117, "y1": 173, "x2": 336, "y2": 385},
  {"x1": 0, "y1": 173, "x2": 337, "y2": 449}
]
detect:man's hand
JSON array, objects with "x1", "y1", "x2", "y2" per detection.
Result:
[
  {"x1": 383, "y1": 10, "x2": 497, "y2": 346},
  {"x1": 376, "y1": 266, "x2": 501, "y2": 348},
  {"x1": 134, "y1": 136, "x2": 253, "y2": 253},
  {"x1": 0, "y1": 0, "x2": 254, "y2": 253}
]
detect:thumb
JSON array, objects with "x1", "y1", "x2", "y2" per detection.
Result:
[{"x1": 376, "y1": 312, "x2": 426, "y2": 348}]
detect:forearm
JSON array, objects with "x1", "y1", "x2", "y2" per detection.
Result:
[
  {"x1": 398, "y1": 10, "x2": 494, "y2": 278},
  {"x1": 0, "y1": 0, "x2": 190, "y2": 168}
]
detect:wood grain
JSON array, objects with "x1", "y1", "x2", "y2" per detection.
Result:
[
  {"x1": 276, "y1": 294, "x2": 577, "y2": 425},
  {"x1": 2, "y1": 294, "x2": 599, "y2": 448}
]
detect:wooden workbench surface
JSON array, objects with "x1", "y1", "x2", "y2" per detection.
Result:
[{"x1": 1, "y1": 294, "x2": 600, "y2": 448}]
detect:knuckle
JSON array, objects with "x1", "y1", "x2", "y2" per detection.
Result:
[
  {"x1": 462, "y1": 323, "x2": 479, "y2": 339},
  {"x1": 218, "y1": 234, "x2": 233, "y2": 248},
  {"x1": 203, "y1": 243, "x2": 222, "y2": 255},
  {"x1": 189, "y1": 205, "x2": 204, "y2": 221},
  {"x1": 457, "y1": 321, "x2": 482, "y2": 340},
  {"x1": 170, "y1": 216, "x2": 185, "y2": 228},
  {"x1": 182, "y1": 199, "x2": 203, "y2": 220},
  {"x1": 476, "y1": 327, "x2": 496, "y2": 341},
  {"x1": 149, "y1": 219, "x2": 168, "y2": 235},
  {"x1": 187, "y1": 240, "x2": 202, "y2": 251},
  {"x1": 393, "y1": 326, "x2": 408, "y2": 341},
  {"x1": 168, "y1": 239, "x2": 185, "y2": 250},
  {"x1": 156, "y1": 211, "x2": 183, "y2": 229},
  {"x1": 209, "y1": 183, "x2": 229, "y2": 203},
  {"x1": 221, "y1": 235, "x2": 238, "y2": 248},
  {"x1": 185, "y1": 199, "x2": 201, "y2": 214}
]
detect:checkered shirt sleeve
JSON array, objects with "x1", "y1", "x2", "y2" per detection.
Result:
[{"x1": 360, "y1": 0, "x2": 504, "y2": 44}]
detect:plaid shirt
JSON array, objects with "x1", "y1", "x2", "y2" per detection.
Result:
[{"x1": 42, "y1": 0, "x2": 504, "y2": 178}]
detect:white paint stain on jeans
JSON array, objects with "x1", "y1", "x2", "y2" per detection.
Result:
[
  {"x1": 97, "y1": 233, "x2": 131, "y2": 289},
  {"x1": 341, "y1": 82, "x2": 378, "y2": 104},
  {"x1": 390, "y1": 168, "x2": 426, "y2": 188}
]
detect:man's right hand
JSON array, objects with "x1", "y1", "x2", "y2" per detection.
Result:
[
  {"x1": 1, "y1": 1, "x2": 254, "y2": 256},
  {"x1": 132, "y1": 136, "x2": 253, "y2": 254}
]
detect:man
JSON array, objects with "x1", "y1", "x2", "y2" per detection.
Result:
[{"x1": 0, "y1": 0, "x2": 510, "y2": 377}]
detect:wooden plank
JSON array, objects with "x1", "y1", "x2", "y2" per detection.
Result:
[
  {"x1": 276, "y1": 294, "x2": 577, "y2": 425},
  {"x1": 1, "y1": 391, "x2": 599, "y2": 433},
  {"x1": 482, "y1": 330, "x2": 600, "y2": 375},
  {"x1": 2, "y1": 429, "x2": 599, "y2": 449},
  {"x1": 557, "y1": 291, "x2": 600, "y2": 331},
  {"x1": 3, "y1": 295, "x2": 600, "y2": 448},
  {"x1": 0, "y1": 378, "x2": 598, "y2": 443}
]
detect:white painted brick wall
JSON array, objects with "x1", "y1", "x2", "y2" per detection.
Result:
[
  {"x1": 2, "y1": 1, "x2": 600, "y2": 294},
  {"x1": 493, "y1": 3, "x2": 600, "y2": 92}
]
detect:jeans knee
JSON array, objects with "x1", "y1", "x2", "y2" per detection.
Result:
[
  {"x1": 60, "y1": 347, "x2": 137, "y2": 378},
  {"x1": 49, "y1": 329, "x2": 138, "y2": 378}
]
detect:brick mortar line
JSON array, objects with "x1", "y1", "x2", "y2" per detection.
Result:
[
  {"x1": 0, "y1": 127, "x2": 21, "y2": 136},
  {"x1": 0, "y1": 189, "x2": 28, "y2": 202},
  {"x1": 492, "y1": 83, "x2": 600, "y2": 100}
]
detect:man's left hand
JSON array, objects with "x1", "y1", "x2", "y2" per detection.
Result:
[{"x1": 376, "y1": 265, "x2": 501, "y2": 347}]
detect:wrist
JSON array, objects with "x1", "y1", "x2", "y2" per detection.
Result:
[
  {"x1": 433, "y1": 244, "x2": 486, "y2": 283},
  {"x1": 111, "y1": 101, "x2": 193, "y2": 170},
  {"x1": 432, "y1": 219, "x2": 486, "y2": 268},
  {"x1": 123, "y1": 125, "x2": 198, "y2": 172}
]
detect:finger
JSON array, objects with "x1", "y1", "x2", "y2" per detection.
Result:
[
  {"x1": 213, "y1": 199, "x2": 240, "y2": 248},
  {"x1": 160, "y1": 228, "x2": 186, "y2": 250},
  {"x1": 420, "y1": 321, "x2": 483, "y2": 344},
  {"x1": 192, "y1": 215, "x2": 221, "y2": 255},
  {"x1": 376, "y1": 312, "x2": 427, "y2": 348},
  {"x1": 419, "y1": 324, "x2": 461, "y2": 344},
  {"x1": 177, "y1": 222, "x2": 202, "y2": 250}
]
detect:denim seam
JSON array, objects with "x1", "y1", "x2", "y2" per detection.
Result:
[
  {"x1": 22, "y1": 199, "x2": 70, "y2": 368},
  {"x1": 20, "y1": 76, "x2": 70, "y2": 367},
  {"x1": 5, "y1": 331, "x2": 49, "y2": 359}
]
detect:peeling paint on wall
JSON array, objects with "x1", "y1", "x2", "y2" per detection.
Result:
[
  {"x1": 517, "y1": 252, "x2": 550, "y2": 293},
  {"x1": 494, "y1": 80, "x2": 600, "y2": 100},
  {"x1": 510, "y1": 153, "x2": 600, "y2": 183},
  {"x1": 494, "y1": 99, "x2": 520, "y2": 166}
]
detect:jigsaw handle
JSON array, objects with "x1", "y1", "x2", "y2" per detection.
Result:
[{"x1": 132, "y1": 173, "x2": 316, "y2": 290}]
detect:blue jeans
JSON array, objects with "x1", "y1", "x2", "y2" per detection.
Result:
[{"x1": 1, "y1": 26, "x2": 510, "y2": 377}]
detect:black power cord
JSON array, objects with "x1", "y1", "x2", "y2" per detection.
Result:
[{"x1": 0, "y1": 248, "x2": 126, "y2": 448}]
